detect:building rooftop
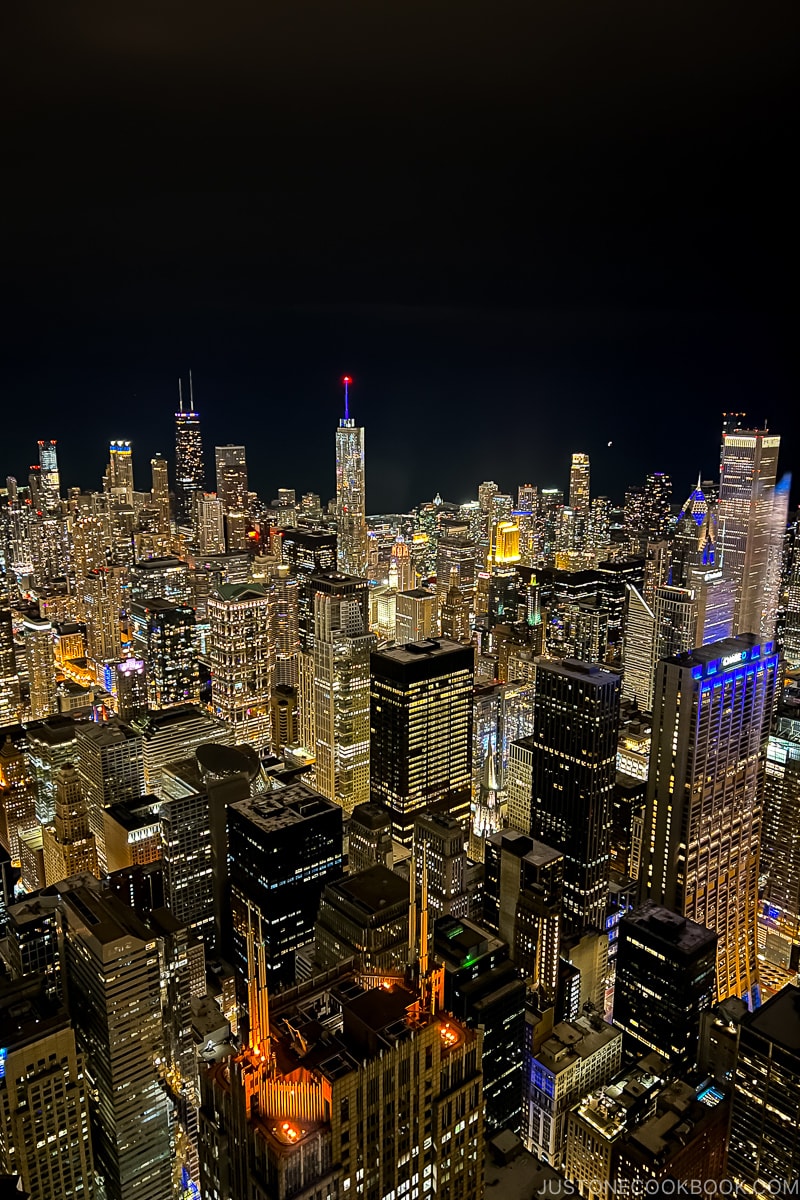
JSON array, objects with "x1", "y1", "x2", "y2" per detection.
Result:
[
  {"x1": 229, "y1": 781, "x2": 340, "y2": 834},
  {"x1": 667, "y1": 632, "x2": 773, "y2": 673},
  {"x1": 135, "y1": 704, "x2": 222, "y2": 736},
  {"x1": 213, "y1": 582, "x2": 270, "y2": 603},
  {"x1": 75, "y1": 718, "x2": 139, "y2": 747},
  {"x1": 61, "y1": 884, "x2": 155, "y2": 946},
  {"x1": 572, "y1": 1053, "x2": 669, "y2": 1142},
  {"x1": 328, "y1": 863, "x2": 409, "y2": 915},
  {"x1": 350, "y1": 802, "x2": 393, "y2": 831},
  {"x1": 621, "y1": 901, "x2": 717, "y2": 956},
  {"x1": 373, "y1": 638, "x2": 471, "y2": 667},
  {"x1": 397, "y1": 587, "x2": 436, "y2": 600},
  {"x1": 746, "y1": 984, "x2": 800, "y2": 1053},
  {"x1": 0, "y1": 976, "x2": 69, "y2": 1052},
  {"x1": 537, "y1": 1015, "x2": 622, "y2": 1075},
  {"x1": 131, "y1": 597, "x2": 192, "y2": 615},
  {"x1": 535, "y1": 656, "x2": 620, "y2": 686}
]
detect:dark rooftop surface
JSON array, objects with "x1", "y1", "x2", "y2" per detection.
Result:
[
  {"x1": 622, "y1": 902, "x2": 717, "y2": 954},
  {"x1": 747, "y1": 985, "x2": 800, "y2": 1053},
  {"x1": 331, "y1": 864, "x2": 409, "y2": 914},
  {"x1": 350, "y1": 802, "x2": 393, "y2": 831},
  {"x1": 373, "y1": 638, "x2": 469, "y2": 666}
]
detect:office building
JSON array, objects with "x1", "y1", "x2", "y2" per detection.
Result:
[
  {"x1": 0, "y1": 975, "x2": 94, "y2": 1199},
  {"x1": 214, "y1": 444, "x2": 249, "y2": 550},
  {"x1": 160, "y1": 787, "x2": 214, "y2": 940},
  {"x1": 0, "y1": 579, "x2": 21, "y2": 724},
  {"x1": 348, "y1": 801, "x2": 394, "y2": 873},
  {"x1": 525, "y1": 1013, "x2": 623, "y2": 1167},
  {"x1": 174, "y1": 376, "x2": 205, "y2": 527},
  {"x1": 440, "y1": 566, "x2": 471, "y2": 642},
  {"x1": 115, "y1": 657, "x2": 147, "y2": 722},
  {"x1": 395, "y1": 586, "x2": 437, "y2": 643},
  {"x1": 23, "y1": 616, "x2": 56, "y2": 719},
  {"x1": 312, "y1": 572, "x2": 374, "y2": 814},
  {"x1": 527, "y1": 658, "x2": 620, "y2": 935},
  {"x1": 621, "y1": 585, "x2": 656, "y2": 712},
  {"x1": 130, "y1": 598, "x2": 198, "y2": 709},
  {"x1": 198, "y1": 953, "x2": 484, "y2": 1200},
  {"x1": 61, "y1": 885, "x2": 172, "y2": 1200},
  {"x1": 103, "y1": 799, "x2": 161, "y2": 872},
  {"x1": 0, "y1": 734, "x2": 38, "y2": 865},
  {"x1": 196, "y1": 493, "x2": 226, "y2": 553},
  {"x1": 209, "y1": 583, "x2": 273, "y2": 752},
  {"x1": 435, "y1": 914, "x2": 526, "y2": 1135},
  {"x1": 719, "y1": 426, "x2": 786, "y2": 640},
  {"x1": 728, "y1": 986, "x2": 800, "y2": 1195},
  {"x1": 761, "y1": 709, "x2": 800, "y2": 956},
  {"x1": 613, "y1": 902, "x2": 716, "y2": 1067},
  {"x1": 639, "y1": 636, "x2": 779, "y2": 1006},
  {"x1": 315, "y1": 862, "x2": 410, "y2": 972},
  {"x1": 76, "y1": 719, "x2": 146, "y2": 875},
  {"x1": 227, "y1": 782, "x2": 343, "y2": 983},
  {"x1": 335, "y1": 384, "x2": 368, "y2": 577},
  {"x1": 136, "y1": 704, "x2": 234, "y2": 796},
  {"x1": 370, "y1": 638, "x2": 473, "y2": 843},
  {"x1": 130, "y1": 556, "x2": 190, "y2": 606},
  {"x1": 41, "y1": 763, "x2": 98, "y2": 885},
  {"x1": 271, "y1": 563, "x2": 300, "y2": 686},
  {"x1": 414, "y1": 811, "x2": 470, "y2": 919},
  {"x1": 84, "y1": 566, "x2": 126, "y2": 664}
]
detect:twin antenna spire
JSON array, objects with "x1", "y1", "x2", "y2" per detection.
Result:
[{"x1": 177, "y1": 370, "x2": 195, "y2": 413}]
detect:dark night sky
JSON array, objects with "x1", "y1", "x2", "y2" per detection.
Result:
[{"x1": 4, "y1": 3, "x2": 798, "y2": 512}]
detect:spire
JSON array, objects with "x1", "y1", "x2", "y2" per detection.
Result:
[
  {"x1": 189, "y1": 369, "x2": 195, "y2": 412},
  {"x1": 178, "y1": 378, "x2": 183, "y2": 413},
  {"x1": 480, "y1": 736, "x2": 500, "y2": 798},
  {"x1": 343, "y1": 375, "x2": 351, "y2": 421}
]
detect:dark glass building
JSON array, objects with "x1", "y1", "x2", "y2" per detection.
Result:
[{"x1": 613, "y1": 902, "x2": 717, "y2": 1068}]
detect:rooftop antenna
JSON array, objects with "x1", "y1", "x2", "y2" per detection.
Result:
[
  {"x1": 189, "y1": 369, "x2": 195, "y2": 412},
  {"x1": 178, "y1": 378, "x2": 184, "y2": 413},
  {"x1": 343, "y1": 375, "x2": 352, "y2": 421}
]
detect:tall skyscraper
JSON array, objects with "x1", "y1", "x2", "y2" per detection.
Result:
[
  {"x1": 61, "y1": 884, "x2": 172, "y2": 1200},
  {"x1": 0, "y1": 576, "x2": 22, "y2": 724},
  {"x1": 728, "y1": 985, "x2": 800, "y2": 1194},
  {"x1": 149, "y1": 453, "x2": 171, "y2": 533},
  {"x1": 335, "y1": 377, "x2": 368, "y2": 577},
  {"x1": 174, "y1": 374, "x2": 205, "y2": 528},
  {"x1": 76, "y1": 719, "x2": 146, "y2": 875},
  {"x1": 196, "y1": 493, "x2": 226, "y2": 553},
  {"x1": 526, "y1": 657, "x2": 620, "y2": 935},
  {"x1": 312, "y1": 572, "x2": 374, "y2": 814},
  {"x1": 639, "y1": 635, "x2": 779, "y2": 1006},
  {"x1": 0, "y1": 974, "x2": 95, "y2": 1199},
  {"x1": 370, "y1": 638, "x2": 474, "y2": 843},
  {"x1": 37, "y1": 438, "x2": 61, "y2": 512},
  {"x1": 719, "y1": 425, "x2": 785, "y2": 640},
  {"x1": 130, "y1": 599, "x2": 199, "y2": 709},
  {"x1": 214, "y1": 444, "x2": 249, "y2": 550},
  {"x1": 395, "y1": 586, "x2": 437, "y2": 642},
  {"x1": 23, "y1": 615, "x2": 56, "y2": 720},
  {"x1": 208, "y1": 583, "x2": 273, "y2": 751},
  {"x1": 42, "y1": 763, "x2": 99, "y2": 885},
  {"x1": 569, "y1": 451, "x2": 591, "y2": 561},
  {"x1": 271, "y1": 563, "x2": 300, "y2": 687},
  {"x1": 107, "y1": 440, "x2": 134, "y2": 504}
]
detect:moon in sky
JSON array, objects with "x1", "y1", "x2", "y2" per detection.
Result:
[{"x1": 607, "y1": 440, "x2": 613, "y2": 447}]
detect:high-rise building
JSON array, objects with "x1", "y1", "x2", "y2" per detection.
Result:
[
  {"x1": 214, "y1": 444, "x2": 249, "y2": 550},
  {"x1": 37, "y1": 438, "x2": 61, "y2": 511},
  {"x1": 23, "y1": 715, "x2": 77, "y2": 825},
  {"x1": 115, "y1": 657, "x2": 148, "y2": 722},
  {"x1": 440, "y1": 566, "x2": 471, "y2": 642},
  {"x1": 76, "y1": 719, "x2": 146, "y2": 875},
  {"x1": 149, "y1": 453, "x2": 171, "y2": 533},
  {"x1": 612, "y1": 902, "x2": 717, "y2": 1068},
  {"x1": 414, "y1": 811, "x2": 470, "y2": 918},
  {"x1": 312, "y1": 572, "x2": 374, "y2": 814},
  {"x1": 760, "y1": 708, "x2": 800, "y2": 952},
  {"x1": 198, "y1": 952, "x2": 484, "y2": 1200},
  {"x1": 131, "y1": 599, "x2": 199, "y2": 709},
  {"x1": 639, "y1": 635, "x2": 779, "y2": 1006},
  {"x1": 130, "y1": 556, "x2": 191, "y2": 606},
  {"x1": 621, "y1": 584, "x2": 656, "y2": 712},
  {"x1": 0, "y1": 577, "x2": 21, "y2": 724},
  {"x1": 227, "y1": 782, "x2": 343, "y2": 983},
  {"x1": 370, "y1": 638, "x2": 474, "y2": 843},
  {"x1": 335, "y1": 379, "x2": 368, "y2": 577},
  {"x1": 196, "y1": 493, "x2": 226, "y2": 553},
  {"x1": 23, "y1": 615, "x2": 56, "y2": 719},
  {"x1": 569, "y1": 452, "x2": 591, "y2": 557},
  {"x1": 719, "y1": 425, "x2": 786, "y2": 640},
  {"x1": 315, "y1": 862, "x2": 410, "y2": 972},
  {"x1": 107, "y1": 440, "x2": 134, "y2": 504},
  {"x1": 174, "y1": 375, "x2": 205, "y2": 528},
  {"x1": 42, "y1": 763, "x2": 99, "y2": 885},
  {"x1": 208, "y1": 583, "x2": 273, "y2": 752},
  {"x1": 348, "y1": 801, "x2": 394, "y2": 873},
  {"x1": 84, "y1": 566, "x2": 126, "y2": 665},
  {"x1": 0, "y1": 974, "x2": 95, "y2": 1199},
  {"x1": 271, "y1": 563, "x2": 300, "y2": 687},
  {"x1": 136, "y1": 705, "x2": 235, "y2": 796},
  {"x1": 526, "y1": 658, "x2": 620, "y2": 935},
  {"x1": 395, "y1": 586, "x2": 437, "y2": 643},
  {"x1": 728, "y1": 985, "x2": 800, "y2": 1194},
  {"x1": 60, "y1": 884, "x2": 172, "y2": 1200},
  {"x1": 0, "y1": 734, "x2": 38, "y2": 866}
]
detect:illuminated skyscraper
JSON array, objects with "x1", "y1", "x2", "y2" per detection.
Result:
[
  {"x1": 196, "y1": 493, "x2": 226, "y2": 553},
  {"x1": 131, "y1": 599, "x2": 199, "y2": 710},
  {"x1": 0, "y1": 975, "x2": 95, "y2": 1200},
  {"x1": 569, "y1": 451, "x2": 591, "y2": 550},
  {"x1": 107, "y1": 440, "x2": 134, "y2": 505},
  {"x1": 271, "y1": 563, "x2": 300, "y2": 687},
  {"x1": 42, "y1": 763, "x2": 99, "y2": 885},
  {"x1": 61, "y1": 884, "x2": 172, "y2": 1200},
  {"x1": 621, "y1": 585, "x2": 656, "y2": 712},
  {"x1": 335, "y1": 377, "x2": 368, "y2": 577},
  {"x1": 84, "y1": 566, "x2": 126, "y2": 665},
  {"x1": 76, "y1": 718, "x2": 146, "y2": 875},
  {"x1": 23, "y1": 615, "x2": 56, "y2": 720},
  {"x1": 639, "y1": 635, "x2": 779, "y2": 1006},
  {"x1": 719, "y1": 426, "x2": 786, "y2": 640},
  {"x1": 174, "y1": 374, "x2": 205, "y2": 528},
  {"x1": 370, "y1": 638, "x2": 474, "y2": 843},
  {"x1": 395, "y1": 586, "x2": 437, "y2": 642},
  {"x1": 312, "y1": 572, "x2": 374, "y2": 814},
  {"x1": 0, "y1": 575, "x2": 21, "y2": 723},
  {"x1": 208, "y1": 583, "x2": 273, "y2": 752},
  {"x1": 214, "y1": 444, "x2": 249, "y2": 550},
  {"x1": 37, "y1": 438, "x2": 61, "y2": 512},
  {"x1": 149, "y1": 453, "x2": 171, "y2": 533}
]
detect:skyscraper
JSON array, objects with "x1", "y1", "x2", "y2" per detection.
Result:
[
  {"x1": 214, "y1": 444, "x2": 249, "y2": 550},
  {"x1": 23, "y1": 615, "x2": 56, "y2": 720},
  {"x1": 312, "y1": 572, "x2": 374, "y2": 813},
  {"x1": 149, "y1": 453, "x2": 171, "y2": 533},
  {"x1": 107, "y1": 440, "x2": 134, "y2": 504},
  {"x1": 335, "y1": 377, "x2": 368, "y2": 577},
  {"x1": 0, "y1": 577, "x2": 22, "y2": 724},
  {"x1": 130, "y1": 599, "x2": 199, "y2": 710},
  {"x1": 208, "y1": 583, "x2": 273, "y2": 751},
  {"x1": 370, "y1": 638, "x2": 474, "y2": 843},
  {"x1": 42, "y1": 763, "x2": 99, "y2": 885},
  {"x1": 174, "y1": 375, "x2": 205, "y2": 528},
  {"x1": 37, "y1": 438, "x2": 61, "y2": 512},
  {"x1": 719, "y1": 425, "x2": 785, "y2": 640},
  {"x1": 639, "y1": 635, "x2": 779, "y2": 1006},
  {"x1": 76, "y1": 719, "x2": 146, "y2": 875},
  {"x1": 61, "y1": 884, "x2": 172, "y2": 1200},
  {"x1": 395, "y1": 586, "x2": 437, "y2": 642},
  {"x1": 526, "y1": 657, "x2": 620, "y2": 935}
]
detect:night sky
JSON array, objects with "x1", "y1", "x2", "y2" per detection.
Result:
[{"x1": 5, "y1": 4, "x2": 798, "y2": 512}]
